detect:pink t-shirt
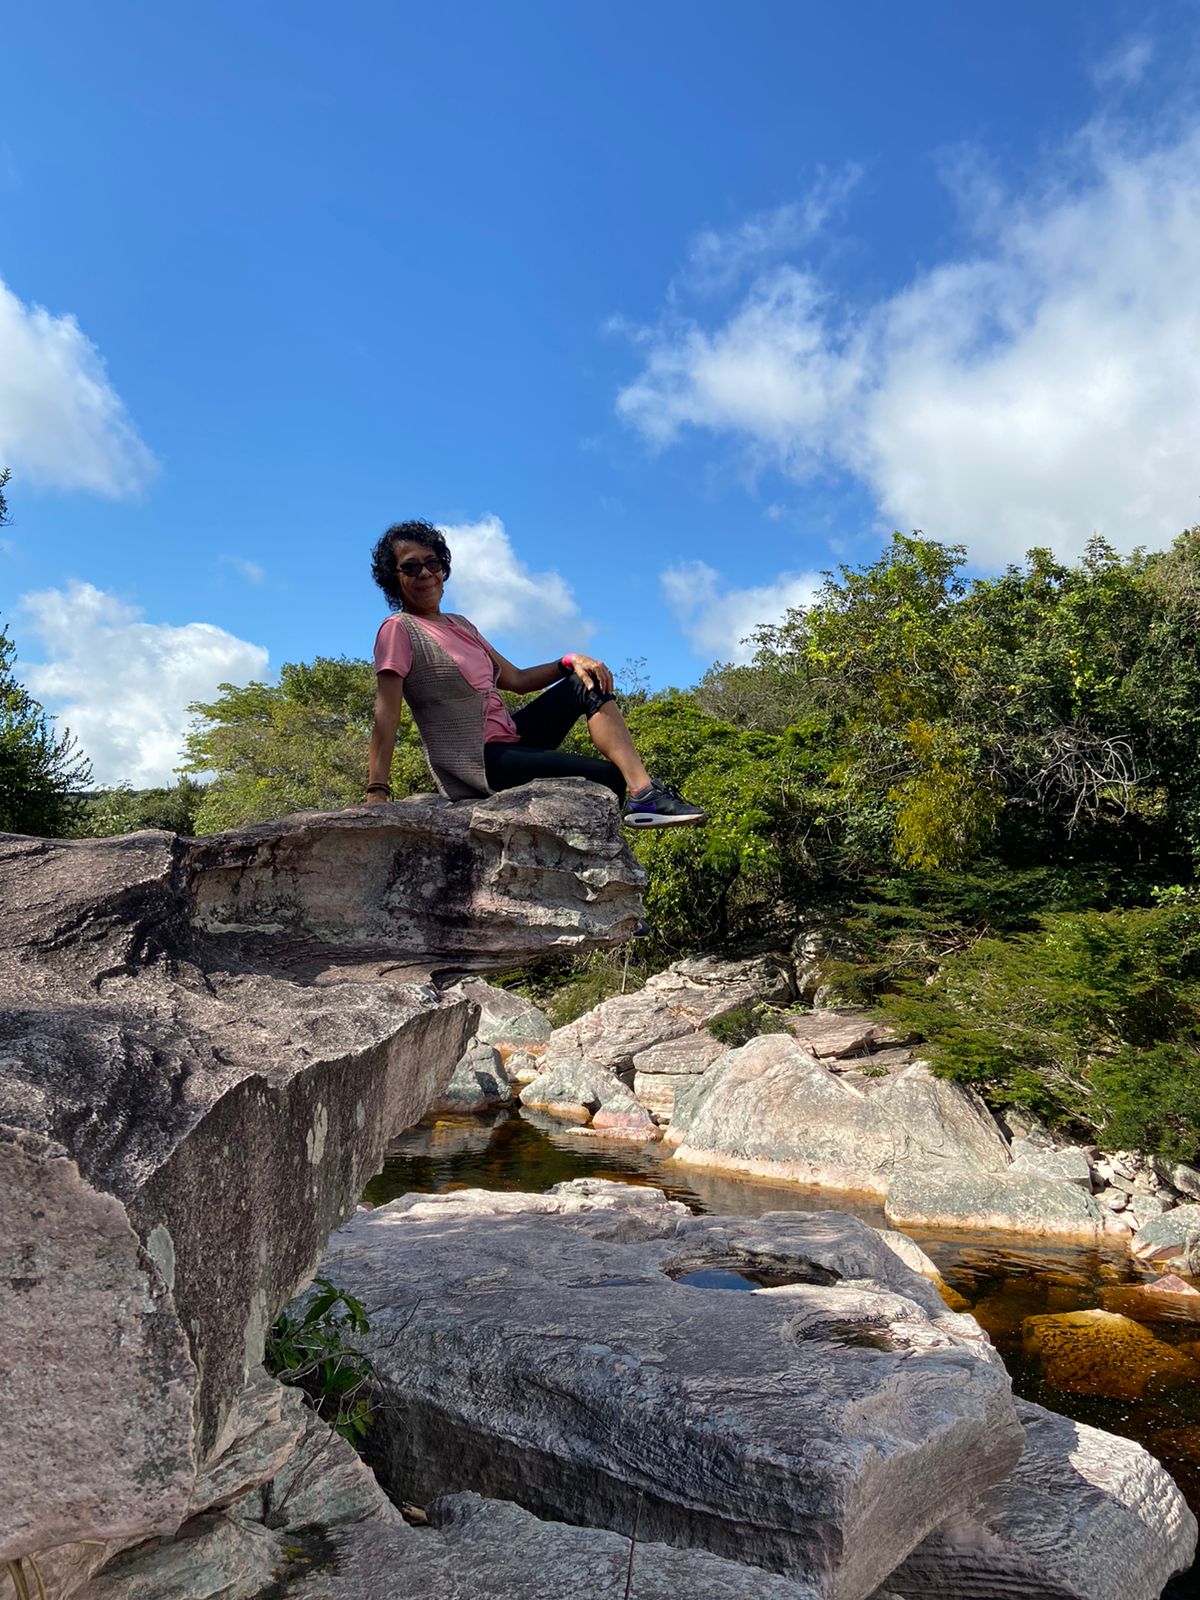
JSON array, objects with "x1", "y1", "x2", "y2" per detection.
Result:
[{"x1": 373, "y1": 612, "x2": 520, "y2": 745}]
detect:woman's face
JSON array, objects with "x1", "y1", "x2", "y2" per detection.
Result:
[{"x1": 392, "y1": 538, "x2": 446, "y2": 614}]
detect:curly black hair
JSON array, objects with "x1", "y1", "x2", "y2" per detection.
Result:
[{"x1": 370, "y1": 520, "x2": 452, "y2": 611}]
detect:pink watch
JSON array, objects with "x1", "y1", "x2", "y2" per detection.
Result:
[{"x1": 561, "y1": 655, "x2": 574, "y2": 674}]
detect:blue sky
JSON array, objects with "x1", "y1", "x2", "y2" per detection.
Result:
[{"x1": 3, "y1": 1, "x2": 1200, "y2": 783}]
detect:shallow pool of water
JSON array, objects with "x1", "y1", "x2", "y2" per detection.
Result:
[{"x1": 363, "y1": 1108, "x2": 1200, "y2": 1598}]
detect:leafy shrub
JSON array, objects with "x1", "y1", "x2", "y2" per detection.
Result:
[
  {"x1": 707, "y1": 1004, "x2": 793, "y2": 1049},
  {"x1": 883, "y1": 898, "x2": 1200, "y2": 1160},
  {"x1": 265, "y1": 1278, "x2": 377, "y2": 1443}
]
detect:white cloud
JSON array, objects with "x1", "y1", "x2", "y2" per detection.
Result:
[
  {"x1": 682, "y1": 167, "x2": 862, "y2": 294},
  {"x1": 437, "y1": 514, "x2": 591, "y2": 648},
  {"x1": 220, "y1": 555, "x2": 266, "y2": 585},
  {"x1": 617, "y1": 119, "x2": 1200, "y2": 568},
  {"x1": 662, "y1": 560, "x2": 822, "y2": 664},
  {"x1": 0, "y1": 278, "x2": 156, "y2": 497},
  {"x1": 17, "y1": 582, "x2": 268, "y2": 787},
  {"x1": 1092, "y1": 36, "x2": 1154, "y2": 91}
]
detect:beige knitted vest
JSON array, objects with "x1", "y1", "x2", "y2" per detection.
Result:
[{"x1": 398, "y1": 612, "x2": 494, "y2": 800}]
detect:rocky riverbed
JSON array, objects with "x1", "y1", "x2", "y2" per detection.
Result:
[{"x1": 6, "y1": 793, "x2": 1200, "y2": 1599}]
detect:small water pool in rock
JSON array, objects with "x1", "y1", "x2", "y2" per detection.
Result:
[{"x1": 364, "y1": 1108, "x2": 1200, "y2": 1599}]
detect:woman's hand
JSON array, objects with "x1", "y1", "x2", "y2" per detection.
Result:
[
  {"x1": 363, "y1": 789, "x2": 391, "y2": 804},
  {"x1": 569, "y1": 653, "x2": 613, "y2": 696}
]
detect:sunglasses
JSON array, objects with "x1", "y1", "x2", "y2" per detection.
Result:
[{"x1": 396, "y1": 555, "x2": 447, "y2": 579}]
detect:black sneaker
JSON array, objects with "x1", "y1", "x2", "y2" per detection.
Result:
[{"x1": 622, "y1": 779, "x2": 707, "y2": 829}]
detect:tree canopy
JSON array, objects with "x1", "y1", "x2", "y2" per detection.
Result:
[{"x1": 1, "y1": 619, "x2": 92, "y2": 837}]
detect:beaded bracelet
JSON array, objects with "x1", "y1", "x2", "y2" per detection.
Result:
[{"x1": 365, "y1": 782, "x2": 393, "y2": 799}]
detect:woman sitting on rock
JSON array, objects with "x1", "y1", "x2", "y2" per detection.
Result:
[{"x1": 364, "y1": 519, "x2": 705, "y2": 828}]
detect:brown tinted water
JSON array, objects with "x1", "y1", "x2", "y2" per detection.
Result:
[{"x1": 363, "y1": 1109, "x2": 1200, "y2": 1599}]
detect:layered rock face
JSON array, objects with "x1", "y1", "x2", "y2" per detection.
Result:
[
  {"x1": 314, "y1": 1181, "x2": 1195, "y2": 1600},
  {"x1": 0, "y1": 784, "x2": 644, "y2": 1575}
]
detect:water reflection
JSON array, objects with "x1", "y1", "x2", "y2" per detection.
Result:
[{"x1": 365, "y1": 1108, "x2": 1200, "y2": 1599}]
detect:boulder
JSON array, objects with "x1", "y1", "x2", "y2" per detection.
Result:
[
  {"x1": 590, "y1": 1091, "x2": 660, "y2": 1140},
  {"x1": 666, "y1": 1038, "x2": 1011, "y2": 1194},
  {"x1": 1021, "y1": 1308, "x2": 1200, "y2": 1399},
  {"x1": 633, "y1": 1030, "x2": 728, "y2": 1076},
  {"x1": 1009, "y1": 1142, "x2": 1094, "y2": 1188},
  {"x1": 886, "y1": 1169, "x2": 1105, "y2": 1239},
  {"x1": 318, "y1": 1181, "x2": 1023, "y2": 1600},
  {"x1": 879, "y1": 1399, "x2": 1196, "y2": 1600},
  {"x1": 543, "y1": 956, "x2": 770, "y2": 1075},
  {"x1": 1, "y1": 783, "x2": 643, "y2": 1572},
  {"x1": 872, "y1": 1063, "x2": 1010, "y2": 1174},
  {"x1": 500, "y1": 1046, "x2": 545, "y2": 1086},
  {"x1": 445, "y1": 978, "x2": 551, "y2": 1046},
  {"x1": 430, "y1": 1043, "x2": 513, "y2": 1113},
  {"x1": 519, "y1": 1056, "x2": 622, "y2": 1119},
  {"x1": 1132, "y1": 1204, "x2": 1200, "y2": 1272}
]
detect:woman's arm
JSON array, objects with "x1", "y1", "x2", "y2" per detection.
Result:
[
  {"x1": 487, "y1": 647, "x2": 614, "y2": 697},
  {"x1": 365, "y1": 670, "x2": 405, "y2": 802}
]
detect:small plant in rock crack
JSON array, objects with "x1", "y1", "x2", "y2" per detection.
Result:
[{"x1": 265, "y1": 1278, "x2": 377, "y2": 1443}]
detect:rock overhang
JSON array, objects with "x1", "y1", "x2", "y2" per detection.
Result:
[{"x1": 0, "y1": 783, "x2": 645, "y2": 1566}]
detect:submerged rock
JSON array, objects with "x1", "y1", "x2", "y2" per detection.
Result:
[{"x1": 1021, "y1": 1308, "x2": 1200, "y2": 1399}]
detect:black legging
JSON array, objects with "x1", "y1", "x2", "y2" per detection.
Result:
[{"x1": 483, "y1": 675, "x2": 625, "y2": 800}]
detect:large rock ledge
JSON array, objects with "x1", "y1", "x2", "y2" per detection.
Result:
[
  {"x1": 312, "y1": 1181, "x2": 1195, "y2": 1600},
  {"x1": 0, "y1": 783, "x2": 644, "y2": 1570}
]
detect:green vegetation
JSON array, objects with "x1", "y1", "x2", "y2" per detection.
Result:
[
  {"x1": 707, "y1": 1004, "x2": 792, "y2": 1050},
  {"x1": 264, "y1": 1277, "x2": 378, "y2": 1443},
  {"x1": 1, "y1": 619, "x2": 91, "y2": 837},
  {"x1": 181, "y1": 656, "x2": 428, "y2": 833},
  {"x1": 77, "y1": 777, "x2": 207, "y2": 838},
  {"x1": 169, "y1": 525, "x2": 1200, "y2": 1161}
]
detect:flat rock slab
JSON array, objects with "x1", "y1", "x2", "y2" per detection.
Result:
[
  {"x1": 879, "y1": 1399, "x2": 1196, "y2": 1600},
  {"x1": 785, "y1": 1011, "x2": 893, "y2": 1060},
  {"x1": 1009, "y1": 1144, "x2": 1094, "y2": 1188},
  {"x1": 289, "y1": 1492, "x2": 823, "y2": 1600},
  {"x1": 315, "y1": 1181, "x2": 1022, "y2": 1600},
  {"x1": 885, "y1": 1168, "x2": 1105, "y2": 1239}
]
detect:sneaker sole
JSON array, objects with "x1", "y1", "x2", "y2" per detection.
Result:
[{"x1": 622, "y1": 813, "x2": 706, "y2": 828}]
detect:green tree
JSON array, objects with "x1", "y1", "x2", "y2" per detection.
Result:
[
  {"x1": 0, "y1": 621, "x2": 92, "y2": 836},
  {"x1": 77, "y1": 776, "x2": 207, "y2": 838},
  {"x1": 0, "y1": 466, "x2": 11, "y2": 526},
  {"x1": 182, "y1": 656, "x2": 429, "y2": 832}
]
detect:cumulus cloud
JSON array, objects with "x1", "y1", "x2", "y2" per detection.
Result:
[
  {"x1": 0, "y1": 278, "x2": 156, "y2": 497},
  {"x1": 617, "y1": 118, "x2": 1200, "y2": 567},
  {"x1": 662, "y1": 560, "x2": 822, "y2": 664},
  {"x1": 17, "y1": 582, "x2": 268, "y2": 787},
  {"x1": 438, "y1": 514, "x2": 591, "y2": 647}
]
